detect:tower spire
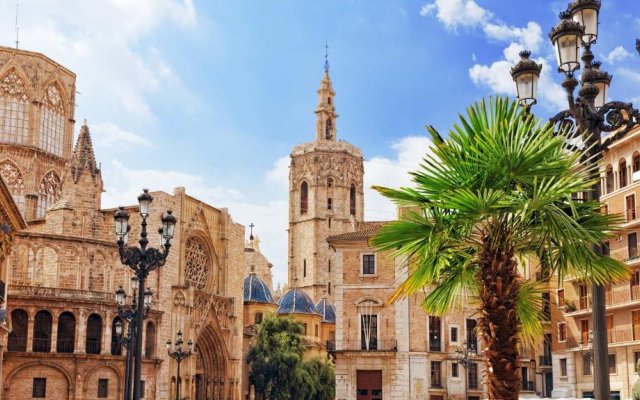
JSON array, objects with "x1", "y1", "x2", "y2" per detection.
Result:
[
  {"x1": 315, "y1": 46, "x2": 337, "y2": 142},
  {"x1": 70, "y1": 120, "x2": 100, "y2": 183}
]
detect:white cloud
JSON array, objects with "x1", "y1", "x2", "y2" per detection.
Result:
[
  {"x1": 605, "y1": 46, "x2": 631, "y2": 65},
  {"x1": 92, "y1": 122, "x2": 152, "y2": 149},
  {"x1": 364, "y1": 136, "x2": 434, "y2": 221},
  {"x1": 266, "y1": 156, "x2": 290, "y2": 189},
  {"x1": 482, "y1": 21, "x2": 543, "y2": 53},
  {"x1": 419, "y1": 0, "x2": 489, "y2": 30}
]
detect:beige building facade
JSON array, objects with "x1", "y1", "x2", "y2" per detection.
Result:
[{"x1": 0, "y1": 46, "x2": 247, "y2": 400}]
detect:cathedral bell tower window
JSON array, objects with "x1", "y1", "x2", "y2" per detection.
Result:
[
  {"x1": 325, "y1": 118, "x2": 332, "y2": 140},
  {"x1": 300, "y1": 181, "x2": 308, "y2": 214},
  {"x1": 350, "y1": 184, "x2": 356, "y2": 216}
]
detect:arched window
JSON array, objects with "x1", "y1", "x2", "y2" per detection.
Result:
[
  {"x1": 303, "y1": 259, "x2": 307, "y2": 278},
  {"x1": 300, "y1": 182, "x2": 308, "y2": 214},
  {"x1": 57, "y1": 312, "x2": 76, "y2": 353},
  {"x1": 8, "y1": 309, "x2": 28, "y2": 351},
  {"x1": 325, "y1": 118, "x2": 332, "y2": 140},
  {"x1": 36, "y1": 171, "x2": 61, "y2": 218},
  {"x1": 86, "y1": 313, "x2": 102, "y2": 354},
  {"x1": 145, "y1": 321, "x2": 156, "y2": 358},
  {"x1": 111, "y1": 317, "x2": 123, "y2": 356},
  {"x1": 328, "y1": 97, "x2": 332, "y2": 105},
  {"x1": 605, "y1": 165, "x2": 614, "y2": 194},
  {"x1": 327, "y1": 178, "x2": 333, "y2": 188},
  {"x1": 33, "y1": 310, "x2": 52, "y2": 352},
  {"x1": 620, "y1": 159, "x2": 628, "y2": 188},
  {"x1": 0, "y1": 161, "x2": 25, "y2": 215},
  {"x1": 185, "y1": 237, "x2": 210, "y2": 290},
  {"x1": 350, "y1": 184, "x2": 356, "y2": 216},
  {"x1": 327, "y1": 198, "x2": 332, "y2": 210},
  {"x1": 39, "y1": 84, "x2": 65, "y2": 157},
  {"x1": 0, "y1": 69, "x2": 30, "y2": 145},
  {"x1": 634, "y1": 152, "x2": 640, "y2": 173},
  {"x1": 255, "y1": 312, "x2": 263, "y2": 324}
]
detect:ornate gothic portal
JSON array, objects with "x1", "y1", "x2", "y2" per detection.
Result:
[{"x1": 194, "y1": 323, "x2": 229, "y2": 400}]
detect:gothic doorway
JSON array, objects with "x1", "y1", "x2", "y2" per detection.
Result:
[{"x1": 194, "y1": 323, "x2": 228, "y2": 400}]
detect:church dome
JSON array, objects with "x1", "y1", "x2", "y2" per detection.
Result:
[
  {"x1": 315, "y1": 298, "x2": 336, "y2": 323},
  {"x1": 277, "y1": 288, "x2": 318, "y2": 315},
  {"x1": 243, "y1": 274, "x2": 275, "y2": 304}
]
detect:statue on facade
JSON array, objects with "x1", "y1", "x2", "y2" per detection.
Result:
[{"x1": 633, "y1": 359, "x2": 640, "y2": 400}]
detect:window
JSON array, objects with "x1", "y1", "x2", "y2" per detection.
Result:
[
  {"x1": 634, "y1": 152, "x2": 640, "y2": 173},
  {"x1": 300, "y1": 182, "x2": 308, "y2": 214},
  {"x1": 328, "y1": 218, "x2": 331, "y2": 228},
  {"x1": 328, "y1": 281, "x2": 331, "y2": 295},
  {"x1": 620, "y1": 159, "x2": 628, "y2": 188},
  {"x1": 542, "y1": 292, "x2": 551, "y2": 320},
  {"x1": 350, "y1": 184, "x2": 356, "y2": 216},
  {"x1": 86, "y1": 313, "x2": 102, "y2": 354},
  {"x1": 0, "y1": 161, "x2": 25, "y2": 216},
  {"x1": 0, "y1": 69, "x2": 30, "y2": 146},
  {"x1": 327, "y1": 178, "x2": 333, "y2": 187},
  {"x1": 362, "y1": 254, "x2": 375, "y2": 275},
  {"x1": 558, "y1": 322, "x2": 567, "y2": 342},
  {"x1": 450, "y1": 326, "x2": 459, "y2": 344},
  {"x1": 36, "y1": 171, "x2": 62, "y2": 218},
  {"x1": 605, "y1": 165, "x2": 614, "y2": 193},
  {"x1": 328, "y1": 260, "x2": 331, "y2": 272},
  {"x1": 325, "y1": 118, "x2": 332, "y2": 140},
  {"x1": 630, "y1": 232, "x2": 638, "y2": 259},
  {"x1": 303, "y1": 259, "x2": 307, "y2": 278},
  {"x1": 627, "y1": 194, "x2": 637, "y2": 222},
  {"x1": 302, "y1": 323, "x2": 308, "y2": 335},
  {"x1": 327, "y1": 198, "x2": 332, "y2": 210},
  {"x1": 39, "y1": 85, "x2": 65, "y2": 157},
  {"x1": 57, "y1": 312, "x2": 76, "y2": 353},
  {"x1": 33, "y1": 310, "x2": 52, "y2": 352},
  {"x1": 98, "y1": 379, "x2": 108, "y2": 398},
  {"x1": 255, "y1": 312, "x2": 263, "y2": 324},
  {"x1": 429, "y1": 316, "x2": 441, "y2": 352},
  {"x1": 609, "y1": 354, "x2": 616, "y2": 374},
  {"x1": 430, "y1": 361, "x2": 442, "y2": 388},
  {"x1": 466, "y1": 319, "x2": 478, "y2": 352},
  {"x1": 635, "y1": 351, "x2": 640, "y2": 366},
  {"x1": 32, "y1": 378, "x2": 46, "y2": 398},
  {"x1": 315, "y1": 324, "x2": 319, "y2": 337},
  {"x1": 583, "y1": 353, "x2": 592, "y2": 375},
  {"x1": 145, "y1": 321, "x2": 156, "y2": 358},
  {"x1": 451, "y1": 362, "x2": 459, "y2": 378},
  {"x1": 557, "y1": 289, "x2": 565, "y2": 307},
  {"x1": 141, "y1": 380, "x2": 146, "y2": 398},
  {"x1": 468, "y1": 362, "x2": 478, "y2": 389},
  {"x1": 360, "y1": 314, "x2": 378, "y2": 350},
  {"x1": 8, "y1": 309, "x2": 28, "y2": 352},
  {"x1": 580, "y1": 319, "x2": 589, "y2": 344},
  {"x1": 560, "y1": 358, "x2": 567, "y2": 377}
]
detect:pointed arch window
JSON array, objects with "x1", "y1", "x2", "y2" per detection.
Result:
[
  {"x1": 0, "y1": 69, "x2": 30, "y2": 145},
  {"x1": 300, "y1": 181, "x2": 308, "y2": 214},
  {"x1": 327, "y1": 178, "x2": 333, "y2": 188},
  {"x1": 0, "y1": 161, "x2": 25, "y2": 215},
  {"x1": 325, "y1": 118, "x2": 333, "y2": 140},
  {"x1": 350, "y1": 184, "x2": 356, "y2": 216},
  {"x1": 620, "y1": 159, "x2": 628, "y2": 188},
  {"x1": 605, "y1": 165, "x2": 614, "y2": 194},
  {"x1": 185, "y1": 237, "x2": 210, "y2": 291},
  {"x1": 39, "y1": 85, "x2": 65, "y2": 157},
  {"x1": 36, "y1": 171, "x2": 61, "y2": 218}
]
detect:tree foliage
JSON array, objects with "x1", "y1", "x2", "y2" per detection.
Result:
[
  {"x1": 247, "y1": 315, "x2": 335, "y2": 400},
  {"x1": 371, "y1": 97, "x2": 629, "y2": 399}
]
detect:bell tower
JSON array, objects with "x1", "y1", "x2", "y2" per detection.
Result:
[{"x1": 287, "y1": 58, "x2": 364, "y2": 302}]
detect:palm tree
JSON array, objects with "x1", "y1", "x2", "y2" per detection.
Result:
[{"x1": 371, "y1": 97, "x2": 629, "y2": 399}]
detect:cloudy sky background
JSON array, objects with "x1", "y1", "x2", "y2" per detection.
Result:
[{"x1": 1, "y1": 0, "x2": 639, "y2": 287}]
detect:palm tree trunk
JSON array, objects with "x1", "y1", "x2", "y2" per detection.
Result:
[{"x1": 477, "y1": 234, "x2": 522, "y2": 399}]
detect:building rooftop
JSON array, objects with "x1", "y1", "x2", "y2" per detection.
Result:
[
  {"x1": 243, "y1": 273, "x2": 275, "y2": 304},
  {"x1": 277, "y1": 288, "x2": 318, "y2": 315},
  {"x1": 315, "y1": 298, "x2": 336, "y2": 323},
  {"x1": 326, "y1": 221, "x2": 388, "y2": 242}
]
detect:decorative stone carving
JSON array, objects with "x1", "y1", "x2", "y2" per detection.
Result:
[
  {"x1": 0, "y1": 69, "x2": 28, "y2": 101},
  {"x1": 0, "y1": 161, "x2": 24, "y2": 191},
  {"x1": 42, "y1": 84, "x2": 64, "y2": 114},
  {"x1": 185, "y1": 237, "x2": 209, "y2": 290}
]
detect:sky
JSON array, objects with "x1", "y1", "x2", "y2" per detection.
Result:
[{"x1": 1, "y1": 0, "x2": 640, "y2": 288}]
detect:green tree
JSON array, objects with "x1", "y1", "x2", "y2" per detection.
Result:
[
  {"x1": 247, "y1": 315, "x2": 335, "y2": 400},
  {"x1": 371, "y1": 97, "x2": 629, "y2": 399}
]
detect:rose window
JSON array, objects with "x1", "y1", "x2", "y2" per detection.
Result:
[{"x1": 185, "y1": 238, "x2": 209, "y2": 290}]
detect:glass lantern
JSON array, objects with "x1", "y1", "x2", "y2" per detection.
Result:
[
  {"x1": 510, "y1": 50, "x2": 542, "y2": 107},
  {"x1": 549, "y1": 12, "x2": 584, "y2": 74}
]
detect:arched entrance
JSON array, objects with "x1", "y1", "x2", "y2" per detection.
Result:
[{"x1": 194, "y1": 323, "x2": 228, "y2": 400}]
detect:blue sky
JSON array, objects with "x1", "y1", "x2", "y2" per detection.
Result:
[{"x1": 1, "y1": 0, "x2": 639, "y2": 286}]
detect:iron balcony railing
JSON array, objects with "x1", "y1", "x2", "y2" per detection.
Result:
[
  {"x1": 539, "y1": 355, "x2": 552, "y2": 366},
  {"x1": 57, "y1": 339, "x2": 75, "y2": 353},
  {"x1": 7, "y1": 336, "x2": 26, "y2": 352},
  {"x1": 32, "y1": 338, "x2": 51, "y2": 353},
  {"x1": 522, "y1": 381, "x2": 535, "y2": 391},
  {"x1": 86, "y1": 339, "x2": 101, "y2": 355},
  {"x1": 337, "y1": 339, "x2": 398, "y2": 352}
]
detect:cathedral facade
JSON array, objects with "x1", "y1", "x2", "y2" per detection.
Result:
[{"x1": 0, "y1": 46, "x2": 246, "y2": 400}]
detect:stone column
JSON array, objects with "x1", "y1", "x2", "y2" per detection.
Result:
[
  {"x1": 26, "y1": 316, "x2": 34, "y2": 352},
  {"x1": 50, "y1": 313, "x2": 58, "y2": 352},
  {"x1": 102, "y1": 311, "x2": 112, "y2": 355},
  {"x1": 76, "y1": 310, "x2": 86, "y2": 354}
]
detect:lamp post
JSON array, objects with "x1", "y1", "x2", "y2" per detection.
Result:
[
  {"x1": 454, "y1": 341, "x2": 477, "y2": 400},
  {"x1": 114, "y1": 189, "x2": 177, "y2": 400},
  {"x1": 510, "y1": 2, "x2": 640, "y2": 398},
  {"x1": 167, "y1": 331, "x2": 193, "y2": 400}
]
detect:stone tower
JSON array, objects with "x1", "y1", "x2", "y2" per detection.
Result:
[{"x1": 288, "y1": 63, "x2": 364, "y2": 302}]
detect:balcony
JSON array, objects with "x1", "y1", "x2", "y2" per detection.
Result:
[
  {"x1": 566, "y1": 325, "x2": 639, "y2": 349},
  {"x1": 522, "y1": 381, "x2": 535, "y2": 392},
  {"x1": 32, "y1": 338, "x2": 51, "y2": 353},
  {"x1": 57, "y1": 339, "x2": 75, "y2": 353},
  {"x1": 7, "y1": 336, "x2": 26, "y2": 352},
  {"x1": 430, "y1": 376, "x2": 443, "y2": 388},
  {"x1": 539, "y1": 355, "x2": 552, "y2": 366},
  {"x1": 86, "y1": 339, "x2": 101, "y2": 355},
  {"x1": 8, "y1": 285, "x2": 115, "y2": 303},
  {"x1": 326, "y1": 340, "x2": 336, "y2": 352},
  {"x1": 337, "y1": 339, "x2": 398, "y2": 352},
  {"x1": 565, "y1": 285, "x2": 640, "y2": 316}
]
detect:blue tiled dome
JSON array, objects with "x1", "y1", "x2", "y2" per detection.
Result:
[
  {"x1": 243, "y1": 274, "x2": 275, "y2": 304},
  {"x1": 315, "y1": 298, "x2": 336, "y2": 323},
  {"x1": 277, "y1": 288, "x2": 318, "y2": 315}
]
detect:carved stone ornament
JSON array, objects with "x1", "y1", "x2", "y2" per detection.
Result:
[{"x1": 185, "y1": 237, "x2": 209, "y2": 290}]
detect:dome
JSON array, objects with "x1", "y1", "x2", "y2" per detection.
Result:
[
  {"x1": 276, "y1": 288, "x2": 318, "y2": 315},
  {"x1": 315, "y1": 298, "x2": 336, "y2": 323},
  {"x1": 243, "y1": 274, "x2": 275, "y2": 304}
]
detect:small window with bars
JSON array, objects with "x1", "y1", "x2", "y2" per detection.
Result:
[
  {"x1": 362, "y1": 254, "x2": 376, "y2": 275},
  {"x1": 33, "y1": 378, "x2": 46, "y2": 398},
  {"x1": 98, "y1": 378, "x2": 109, "y2": 398}
]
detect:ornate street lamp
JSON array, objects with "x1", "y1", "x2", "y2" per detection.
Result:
[
  {"x1": 510, "y1": 2, "x2": 640, "y2": 398},
  {"x1": 511, "y1": 50, "x2": 542, "y2": 109},
  {"x1": 167, "y1": 331, "x2": 193, "y2": 400},
  {"x1": 453, "y1": 341, "x2": 477, "y2": 400},
  {"x1": 115, "y1": 189, "x2": 177, "y2": 400}
]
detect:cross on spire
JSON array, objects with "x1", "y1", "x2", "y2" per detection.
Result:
[
  {"x1": 249, "y1": 222, "x2": 255, "y2": 241},
  {"x1": 324, "y1": 42, "x2": 330, "y2": 73}
]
